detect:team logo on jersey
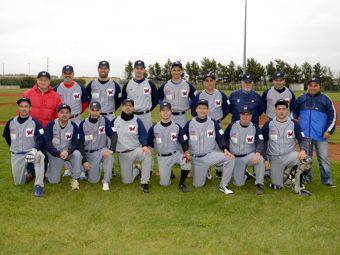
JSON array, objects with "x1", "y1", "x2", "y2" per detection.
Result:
[
  {"x1": 287, "y1": 130, "x2": 294, "y2": 138},
  {"x1": 98, "y1": 126, "x2": 105, "y2": 134},
  {"x1": 128, "y1": 125, "x2": 136, "y2": 133},
  {"x1": 143, "y1": 87, "x2": 150, "y2": 94},
  {"x1": 207, "y1": 129, "x2": 214, "y2": 138},
  {"x1": 215, "y1": 99, "x2": 221, "y2": 107},
  {"x1": 107, "y1": 89, "x2": 114, "y2": 96},
  {"x1": 65, "y1": 132, "x2": 72, "y2": 140},
  {"x1": 181, "y1": 90, "x2": 188, "y2": 97},
  {"x1": 170, "y1": 133, "x2": 178, "y2": 141},
  {"x1": 26, "y1": 128, "x2": 34, "y2": 137},
  {"x1": 73, "y1": 93, "x2": 80, "y2": 100},
  {"x1": 246, "y1": 135, "x2": 254, "y2": 144}
]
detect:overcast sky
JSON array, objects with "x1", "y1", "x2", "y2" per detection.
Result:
[{"x1": 1, "y1": 0, "x2": 339, "y2": 77}]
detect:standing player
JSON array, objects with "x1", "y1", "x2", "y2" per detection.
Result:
[
  {"x1": 148, "y1": 102, "x2": 191, "y2": 192},
  {"x1": 158, "y1": 61, "x2": 196, "y2": 127},
  {"x1": 2, "y1": 98, "x2": 45, "y2": 197},
  {"x1": 86, "y1": 61, "x2": 121, "y2": 121},
  {"x1": 262, "y1": 71, "x2": 295, "y2": 120},
  {"x1": 181, "y1": 99, "x2": 235, "y2": 194},
  {"x1": 54, "y1": 65, "x2": 88, "y2": 126},
  {"x1": 54, "y1": 65, "x2": 88, "y2": 179},
  {"x1": 225, "y1": 107, "x2": 266, "y2": 195},
  {"x1": 191, "y1": 72, "x2": 230, "y2": 123},
  {"x1": 121, "y1": 60, "x2": 158, "y2": 131},
  {"x1": 44, "y1": 104, "x2": 82, "y2": 190},
  {"x1": 111, "y1": 99, "x2": 152, "y2": 193},
  {"x1": 78, "y1": 102, "x2": 117, "y2": 191},
  {"x1": 229, "y1": 73, "x2": 264, "y2": 125},
  {"x1": 293, "y1": 78, "x2": 335, "y2": 186},
  {"x1": 261, "y1": 99, "x2": 308, "y2": 192}
]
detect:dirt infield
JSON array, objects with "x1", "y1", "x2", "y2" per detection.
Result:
[
  {"x1": 0, "y1": 93, "x2": 22, "y2": 97},
  {"x1": 0, "y1": 102, "x2": 16, "y2": 106}
]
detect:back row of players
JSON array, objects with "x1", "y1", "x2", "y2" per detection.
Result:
[{"x1": 4, "y1": 60, "x2": 335, "y2": 197}]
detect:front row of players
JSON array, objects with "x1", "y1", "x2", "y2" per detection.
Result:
[{"x1": 4, "y1": 97, "x2": 310, "y2": 197}]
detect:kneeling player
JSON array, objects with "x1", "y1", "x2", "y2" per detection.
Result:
[
  {"x1": 78, "y1": 102, "x2": 116, "y2": 191},
  {"x1": 261, "y1": 99, "x2": 308, "y2": 194},
  {"x1": 148, "y1": 102, "x2": 191, "y2": 192},
  {"x1": 225, "y1": 106, "x2": 265, "y2": 195},
  {"x1": 2, "y1": 98, "x2": 45, "y2": 197},
  {"x1": 112, "y1": 99, "x2": 152, "y2": 193},
  {"x1": 181, "y1": 99, "x2": 235, "y2": 194},
  {"x1": 44, "y1": 104, "x2": 82, "y2": 190}
]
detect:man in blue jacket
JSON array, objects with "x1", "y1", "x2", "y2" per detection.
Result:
[{"x1": 293, "y1": 78, "x2": 336, "y2": 186}]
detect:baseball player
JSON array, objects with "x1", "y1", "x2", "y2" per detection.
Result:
[
  {"x1": 111, "y1": 99, "x2": 152, "y2": 193},
  {"x1": 54, "y1": 65, "x2": 88, "y2": 179},
  {"x1": 44, "y1": 104, "x2": 82, "y2": 190},
  {"x1": 261, "y1": 99, "x2": 308, "y2": 192},
  {"x1": 86, "y1": 61, "x2": 121, "y2": 122},
  {"x1": 2, "y1": 98, "x2": 45, "y2": 197},
  {"x1": 78, "y1": 102, "x2": 117, "y2": 191},
  {"x1": 191, "y1": 72, "x2": 230, "y2": 123},
  {"x1": 158, "y1": 61, "x2": 196, "y2": 127},
  {"x1": 262, "y1": 71, "x2": 296, "y2": 120},
  {"x1": 225, "y1": 106, "x2": 266, "y2": 195},
  {"x1": 229, "y1": 73, "x2": 264, "y2": 125},
  {"x1": 181, "y1": 99, "x2": 235, "y2": 194},
  {"x1": 148, "y1": 102, "x2": 191, "y2": 192},
  {"x1": 121, "y1": 60, "x2": 158, "y2": 131}
]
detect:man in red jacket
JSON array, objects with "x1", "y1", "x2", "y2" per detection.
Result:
[{"x1": 22, "y1": 71, "x2": 62, "y2": 128}]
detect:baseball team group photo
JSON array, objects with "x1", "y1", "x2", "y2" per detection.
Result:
[{"x1": 0, "y1": 0, "x2": 339, "y2": 254}]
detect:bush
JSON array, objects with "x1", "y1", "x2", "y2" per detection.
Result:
[
  {"x1": 0, "y1": 77, "x2": 21, "y2": 86},
  {"x1": 19, "y1": 76, "x2": 36, "y2": 88}
]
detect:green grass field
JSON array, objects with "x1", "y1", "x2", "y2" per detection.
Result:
[{"x1": 0, "y1": 126, "x2": 339, "y2": 254}]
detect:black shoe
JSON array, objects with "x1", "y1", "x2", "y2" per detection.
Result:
[
  {"x1": 171, "y1": 172, "x2": 176, "y2": 179},
  {"x1": 299, "y1": 189, "x2": 312, "y2": 196},
  {"x1": 141, "y1": 184, "x2": 149, "y2": 193},
  {"x1": 255, "y1": 184, "x2": 264, "y2": 195},
  {"x1": 179, "y1": 184, "x2": 189, "y2": 193},
  {"x1": 269, "y1": 184, "x2": 282, "y2": 190},
  {"x1": 215, "y1": 169, "x2": 222, "y2": 179},
  {"x1": 324, "y1": 183, "x2": 336, "y2": 188}
]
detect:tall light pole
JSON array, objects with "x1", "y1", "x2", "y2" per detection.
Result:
[
  {"x1": 28, "y1": 62, "x2": 31, "y2": 75},
  {"x1": 2, "y1": 63, "x2": 4, "y2": 76},
  {"x1": 46, "y1": 57, "x2": 49, "y2": 72},
  {"x1": 243, "y1": 0, "x2": 247, "y2": 74}
]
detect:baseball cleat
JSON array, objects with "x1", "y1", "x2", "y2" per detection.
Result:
[
  {"x1": 324, "y1": 183, "x2": 336, "y2": 188},
  {"x1": 299, "y1": 189, "x2": 312, "y2": 196},
  {"x1": 255, "y1": 184, "x2": 264, "y2": 195},
  {"x1": 219, "y1": 186, "x2": 233, "y2": 195},
  {"x1": 141, "y1": 184, "x2": 149, "y2": 193},
  {"x1": 79, "y1": 171, "x2": 87, "y2": 180},
  {"x1": 63, "y1": 169, "x2": 72, "y2": 177},
  {"x1": 269, "y1": 184, "x2": 282, "y2": 190},
  {"x1": 179, "y1": 184, "x2": 189, "y2": 193},
  {"x1": 102, "y1": 182, "x2": 110, "y2": 191},
  {"x1": 34, "y1": 185, "x2": 43, "y2": 197},
  {"x1": 71, "y1": 179, "x2": 79, "y2": 190}
]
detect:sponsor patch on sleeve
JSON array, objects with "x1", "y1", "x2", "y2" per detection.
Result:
[
  {"x1": 39, "y1": 129, "x2": 44, "y2": 135},
  {"x1": 183, "y1": 134, "x2": 188, "y2": 141},
  {"x1": 301, "y1": 132, "x2": 305, "y2": 137}
]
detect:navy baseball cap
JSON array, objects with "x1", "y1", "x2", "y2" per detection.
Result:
[
  {"x1": 98, "y1": 61, "x2": 110, "y2": 69},
  {"x1": 37, "y1": 71, "x2": 51, "y2": 79},
  {"x1": 196, "y1": 99, "x2": 209, "y2": 108},
  {"x1": 160, "y1": 101, "x2": 172, "y2": 111},
  {"x1": 275, "y1": 99, "x2": 289, "y2": 108},
  {"x1": 242, "y1": 73, "x2": 253, "y2": 83},
  {"x1": 240, "y1": 106, "x2": 252, "y2": 114},
  {"x1": 203, "y1": 72, "x2": 216, "y2": 80},
  {"x1": 273, "y1": 71, "x2": 285, "y2": 80},
  {"x1": 134, "y1": 60, "x2": 145, "y2": 68},
  {"x1": 307, "y1": 77, "x2": 320, "y2": 85},
  {"x1": 171, "y1": 61, "x2": 183, "y2": 69},
  {"x1": 58, "y1": 104, "x2": 71, "y2": 112},
  {"x1": 17, "y1": 97, "x2": 31, "y2": 106},
  {"x1": 89, "y1": 101, "x2": 101, "y2": 110},
  {"x1": 62, "y1": 65, "x2": 74, "y2": 73},
  {"x1": 122, "y1": 98, "x2": 134, "y2": 106}
]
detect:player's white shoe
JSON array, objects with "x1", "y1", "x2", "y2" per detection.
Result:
[
  {"x1": 79, "y1": 171, "x2": 87, "y2": 180},
  {"x1": 219, "y1": 186, "x2": 234, "y2": 195},
  {"x1": 71, "y1": 179, "x2": 79, "y2": 190},
  {"x1": 102, "y1": 182, "x2": 110, "y2": 191},
  {"x1": 63, "y1": 169, "x2": 72, "y2": 177}
]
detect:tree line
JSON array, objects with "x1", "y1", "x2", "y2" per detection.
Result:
[{"x1": 124, "y1": 58, "x2": 335, "y2": 86}]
